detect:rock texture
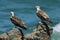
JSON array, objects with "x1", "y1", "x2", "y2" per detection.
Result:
[
  {"x1": 0, "y1": 28, "x2": 22, "y2": 40},
  {"x1": 24, "y1": 25, "x2": 53, "y2": 40},
  {"x1": 0, "y1": 25, "x2": 53, "y2": 40}
]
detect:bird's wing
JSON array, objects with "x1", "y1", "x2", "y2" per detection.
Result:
[
  {"x1": 41, "y1": 11, "x2": 49, "y2": 18},
  {"x1": 10, "y1": 17, "x2": 18, "y2": 25},
  {"x1": 10, "y1": 16, "x2": 27, "y2": 30},
  {"x1": 12, "y1": 16, "x2": 25, "y2": 26},
  {"x1": 38, "y1": 10, "x2": 49, "y2": 19}
]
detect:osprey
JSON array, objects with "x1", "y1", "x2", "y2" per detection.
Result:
[
  {"x1": 36, "y1": 6, "x2": 52, "y2": 23},
  {"x1": 38, "y1": 21, "x2": 50, "y2": 37},
  {"x1": 10, "y1": 11, "x2": 27, "y2": 30}
]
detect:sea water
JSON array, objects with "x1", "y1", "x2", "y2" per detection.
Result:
[{"x1": 0, "y1": 0, "x2": 60, "y2": 40}]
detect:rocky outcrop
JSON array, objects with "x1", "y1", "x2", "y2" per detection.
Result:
[
  {"x1": 0, "y1": 25, "x2": 53, "y2": 40},
  {"x1": 24, "y1": 25, "x2": 53, "y2": 40},
  {"x1": 0, "y1": 28, "x2": 22, "y2": 40}
]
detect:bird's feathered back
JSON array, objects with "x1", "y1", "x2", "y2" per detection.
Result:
[
  {"x1": 10, "y1": 16, "x2": 27, "y2": 30},
  {"x1": 36, "y1": 7, "x2": 52, "y2": 23}
]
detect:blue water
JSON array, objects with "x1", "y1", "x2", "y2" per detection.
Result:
[{"x1": 0, "y1": 0, "x2": 60, "y2": 40}]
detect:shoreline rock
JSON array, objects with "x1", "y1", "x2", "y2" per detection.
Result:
[{"x1": 0, "y1": 26, "x2": 53, "y2": 40}]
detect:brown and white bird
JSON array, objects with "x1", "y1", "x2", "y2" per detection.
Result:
[
  {"x1": 36, "y1": 6, "x2": 52, "y2": 23},
  {"x1": 10, "y1": 11, "x2": 27, "y2": 30}
]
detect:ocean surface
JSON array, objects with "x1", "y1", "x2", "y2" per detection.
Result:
[{"x1": 0, "y1": 0, "x2": 60, "y2": 40}]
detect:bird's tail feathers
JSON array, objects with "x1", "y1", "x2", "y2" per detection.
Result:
[{"x1": 46, "y1": 18, "x2": 53, "y2": 23}]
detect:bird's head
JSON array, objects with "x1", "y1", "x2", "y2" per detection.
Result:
[
  {"x1": 10, "y1": 11, "x2": 14, "y2": 18},
  {"x1": 35, "y1": 6, "x2": 41, "y2": 11}
]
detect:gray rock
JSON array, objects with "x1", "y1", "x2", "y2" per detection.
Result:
[{"x1": 0, "y1": 25, "x2": 53, "y2": 40}]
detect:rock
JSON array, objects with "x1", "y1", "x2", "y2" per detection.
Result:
[
  {"x1": 0, "y1": 28, "x2": 23, "y2": 40},
  {"x1": 0, "y1": 25, "x2": 53, "y2": 40},
  {"x1": 24, "y1": 22, "x2": 53, "y2": 40},
  {"x1": 7, "y1": 28, "x2": 23, "y2": 40}
]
